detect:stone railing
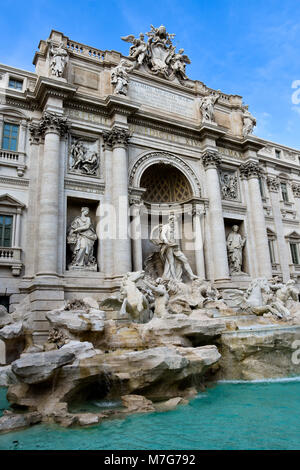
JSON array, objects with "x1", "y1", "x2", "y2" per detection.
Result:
[
  {"x1": 0, "y1": 150, "x2": 26, "y2": 176},
  {"x1": 66, "y1": 41, "x2": 105, "y2": 61},
  {"x1": 0, "y1": 247, "x2": 22, "y2": 276}
]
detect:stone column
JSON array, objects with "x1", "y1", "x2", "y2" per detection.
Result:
[
  {"x1": 0, "y1": 115, "x2": 3, "y2": 145},
  {"x1": 36, "y1": 112, "x2": 68, "y2": 276},
  {"x1": 130, "y1": 197, "x2": 144, "y2": 272},
  {"x1": 110, "y1": 127, "x2": 131, "y2": 274},
  {"x1": 202, "y1": 151, "x2": 229, "y2": 281},
  {"x1": 266, "y1": 176, "x2": 290, "y2": 282},
  {"x1": 25, "y1": 124, "x2": 42, "y2": 277},
  {"x1": 99, "y1": 133, "x2": 114, "y2": 274},
  {"x1": 240, "y1": 161, "x2": 272, "y2": 279},
  {"x1": 193, "y1": 205, "x2": 206, "y2": 278}
]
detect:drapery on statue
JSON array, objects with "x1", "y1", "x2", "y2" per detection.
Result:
[
  {"x1": 150, "y1": 214, "x2": 197, "y2": 282},
  {"x1": 121, "y1": 24, "x2": 192, "y2": 85},
  {"x1": 169, "y1": 48, "x2": 191, "y2": 81},
  {"x1": 69, "y1": 140, "x2": 99, "y2": 175},
  {"x1": 49, "y1": 42, "x2": 68, "y2": 77},
  {"x1": 242, "y1": 105, "x2": 256, "y2": 137},
  {"x1": 111, "y1": 59, "x2": 132, "y2": 95},
  {"x1": 226, "y1": 225, "x2": 246, "y2": 275},
  {"x1": 199, "y1": 91, "x2": 221, "y2": 123},
  {"x1": 67, "y1": 207, "x2": 97, "y2": 270},
  {"x1": 121, "y1": 33, "x2": 147, "y2": 67}
]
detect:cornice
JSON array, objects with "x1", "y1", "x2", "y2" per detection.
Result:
[
  {"x1": 104, "y1": 95, "x2": 140, "y2": 117},
  {"x1": 0, "y1": 176, "x2": 29, "y2": 187},
  {"x1": 28, "y1": 76, "x2": 77, "y2": 109},
  {"x1": 222, "y1": 201, "x2": 247, "y2": 214},
  {"x1": 64, "y1": 177, "x2": 105, "y2": 194}
]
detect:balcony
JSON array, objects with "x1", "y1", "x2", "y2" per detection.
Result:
[
  {"x1": 0, "y1": 247, "x2": 22, "y2": 275},
  {"x1": 0, "y1": 150, "x2": 26, "y2": 176}
]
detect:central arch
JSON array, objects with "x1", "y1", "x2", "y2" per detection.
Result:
[{"x1": 129, "y1": 151, "x2": 201, "y2": 198}]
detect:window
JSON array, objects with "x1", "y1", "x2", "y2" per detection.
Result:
[
  {"x1": 275, "y1": 149, "x2": 281, "y2": 159},
  {"x1": 281, "y1": 182, "x2": 289, "y2": 202},
  {"x1": 0, "y1": 215, "x2": 13, "y2": 247},
  {"x1": 2, "y1": 123, "x2": 19, "y2": 151},
  {"x1": 268, "y1": 239, "x2": 276, "y2": 264},
  {"x1": 290, "y1": 243, "x2": 299, "y2": 264},
  {"x1": 8, "y1": 78, "x2": 23, "y2": 90}
]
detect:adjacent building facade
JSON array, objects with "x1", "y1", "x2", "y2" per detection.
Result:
[{"x1": 1, "y1": 27, "x2": 300, "y2": 344}]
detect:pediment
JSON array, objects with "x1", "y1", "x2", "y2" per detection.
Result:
[
  {"x1": 0, "y1": 107, "x2": 27, "y2": 119},
  {"x1": 0, "y1": 193, "x2": 25, "y2": 208},
  {"x1": 285, "y1": 230, "x2": 300, "y2": 240}
]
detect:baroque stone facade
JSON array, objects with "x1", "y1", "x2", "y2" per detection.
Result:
[{"x1": 1, "y1": 27, "x2": 300, "y2": 348}]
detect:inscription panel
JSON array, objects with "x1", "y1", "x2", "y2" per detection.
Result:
[{"x1": 129, "y1": 80, "x2": 195, "y2": 118}]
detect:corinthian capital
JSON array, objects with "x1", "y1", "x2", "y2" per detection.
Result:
[
  {"x1": 28, "y1": 122, "x2": 43, "y2": 144},
  {"x1": 38, "y1": 112, "x2": 69, "y2": 136},
  {"x1": 103, "y1": 127, "x2": 130, "y2": 149},
  {"x1": 239, "y1": 161, "x2": 262, "y2": 179},
  {"x1": 266, "y1": 176, "x2": 280, "y2": 192},
  {"x1": 201, "y1": 151, "x2": 221, "y2": 169}
]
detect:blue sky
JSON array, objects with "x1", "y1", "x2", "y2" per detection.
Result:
[{"x1": 1, "y1": 0, "x2": 300, "y2": 149}]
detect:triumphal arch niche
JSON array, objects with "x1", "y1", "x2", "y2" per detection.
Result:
[
  {"x1": 129, "y1": 151, "x2": 205, "y2": 280},
  {"x1": 1, "y1": 23, "x2": 300, "y2": 344}
]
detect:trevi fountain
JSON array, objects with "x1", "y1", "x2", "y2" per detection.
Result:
[{"x1": 0, "y1": 25, "x2": 300, "y2": 449}]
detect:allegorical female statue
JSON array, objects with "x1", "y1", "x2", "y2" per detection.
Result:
[
  {"x1": 67, "y1": 207, "x2": 97, "y2": 271},
  {"x1": 49, "y1": 42, "x2": 68, "y2": 77},
  {"x1": 226, "y1": 225, "x2": 246, "y2": 275}
]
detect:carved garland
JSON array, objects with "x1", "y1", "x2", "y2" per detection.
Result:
[
  {"x1": 292, "y1": 183, "x2": 300, "y2": 198},
  {"x1": 129, "y1": 151, "x2": 201, "y2": 197}
]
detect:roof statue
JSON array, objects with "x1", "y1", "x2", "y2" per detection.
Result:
[{"x1": 121, "y1": 24, "x2": 191, "y2": 85}]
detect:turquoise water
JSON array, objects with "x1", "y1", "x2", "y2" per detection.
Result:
[{"x1": 0, "y1": 380, "x2": 300, "y2": 450}]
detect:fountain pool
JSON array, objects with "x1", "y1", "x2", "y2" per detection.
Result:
[{"x1": 0, "y1": 379, "x2": 299, "y2": 450}]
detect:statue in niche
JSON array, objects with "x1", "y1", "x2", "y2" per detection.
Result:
[
  {"x1": 150, "y1": 214, "x2": 198, "y2": 282},
  {"x1": 111, "y1": 59, "x2": 132, "y2": 95},
  {"x1": 69, "y1": 140, "x2": 99, "y2": 176},
  {"x1": 67, "y1": 207, "x2": 97, "y2": 271},
  {"x1": 220, "y1": 173, "x2": 238, "y2": 200},
  {"x1": 199, "y1": 91, "x2": 221, "y2": 123},
  {"x1": 226, "y1": 225, "x2": 246, "y2": 275},
  {"x1": 49, "y1": 42, "x2": 68, "y2": 77},
  {"x1": 121, "y1": 33, "x2": 147, "y2": 67},
  {"x1": 242, "y1": 105, "x2": 256, "y2": 137}
]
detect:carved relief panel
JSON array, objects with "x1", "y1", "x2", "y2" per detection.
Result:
[
  {"x1": 68, "y1": 135, "x2": 100, "y2": 177},
  {"x1": 220, "y1": 170, "x2": 239, "y2": 201}
]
